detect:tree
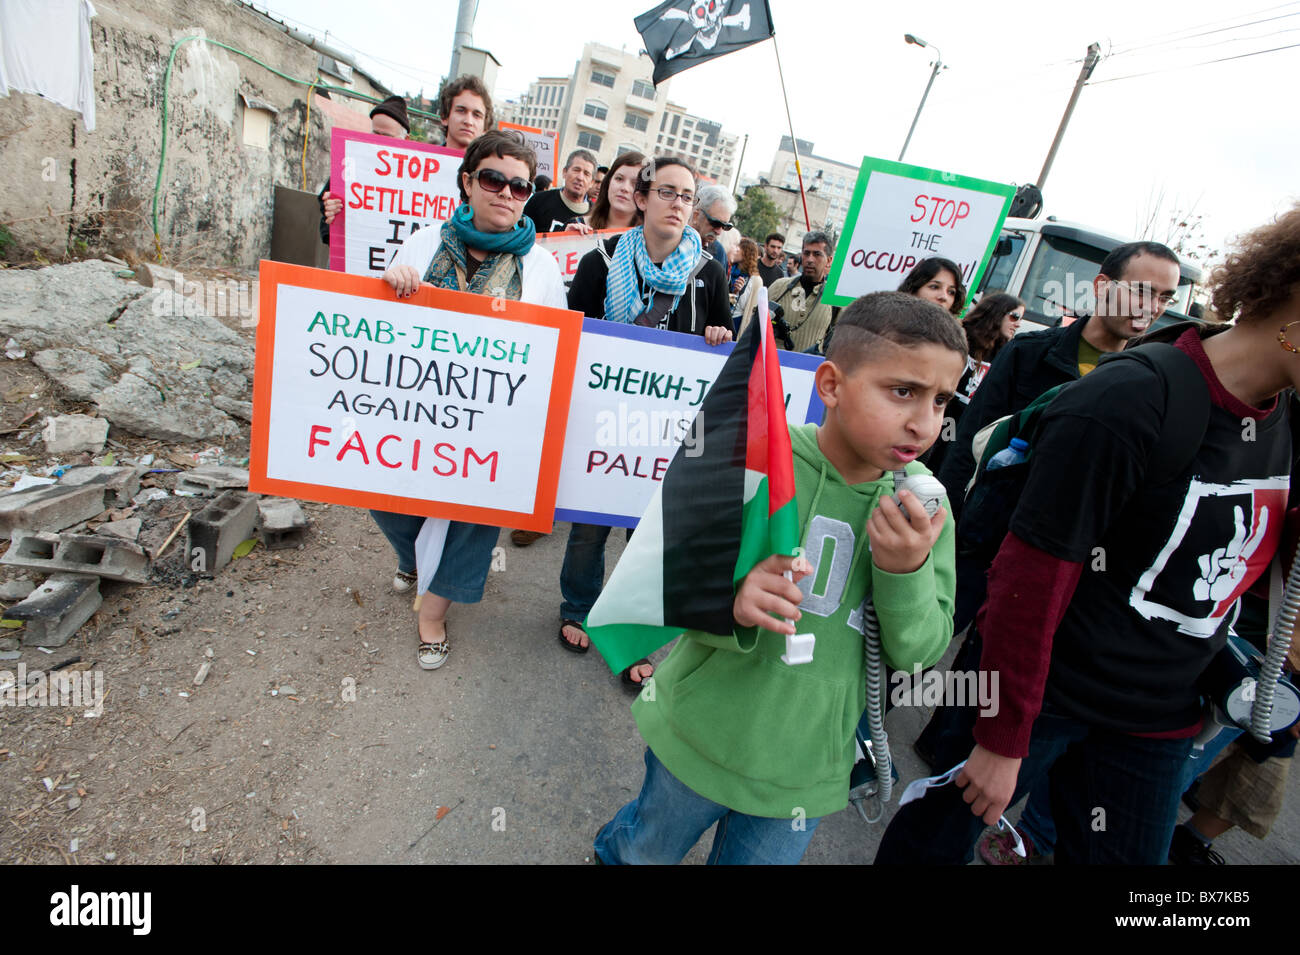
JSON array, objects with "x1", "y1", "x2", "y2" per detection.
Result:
[
  {"x1": 1134, "y1": 183, "x2": 1213, "y2": 267},
  {"x1": 733, "y1": 187, "x2": 782, "y2": 241}
]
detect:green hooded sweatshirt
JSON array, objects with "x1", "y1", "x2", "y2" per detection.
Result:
[{"x1": 632, "y1": 423, "x2": 956, "y2": 819}]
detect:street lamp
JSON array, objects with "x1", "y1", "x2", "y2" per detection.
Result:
[{"x1": 898, "y1": 33, "x2": 945, "y2": 162}]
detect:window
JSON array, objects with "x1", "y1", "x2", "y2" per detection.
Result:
[
  {"x1": 583, "y1": 101, "x2": 607, "y2": 121},
  {"x1": 631, "y1": 79, "x2": 655, "y2": 99},
  {"x1": 624, "y1": 113, "x2": 648, "y2": 132},
  {"x1": 591, "y1": 70, "x2": 615, "y2": 88},
  {"x1": 659, "y1": 113, "x2": 668, "y2": 131},
  {"x1": 670, "y1": 114, "x2": 680, "y2": 135},
  {"x1": 576, "y1": 131, "x2": 602, "y2": 151},
  {"x1": 616, "y1": 145, "x2": 639, "y2": 157}
]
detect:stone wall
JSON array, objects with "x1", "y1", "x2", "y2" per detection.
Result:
[{"x1": 0, "y1": 0, "x2": 387, "y2": 269}]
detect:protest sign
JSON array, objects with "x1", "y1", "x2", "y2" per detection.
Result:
[
  {"x1": 251, "y1": 261, "x2": 583, "y2": 532},
  {"x1": 556, "y1": 321, "x2": 824, "y2": 527},
  {"x1": 327, "y1": 129, "x2": 463, "y2": 276},
  {"x1": 499, "y1": 122, "x2": 557, "y2": 182},
  {"x1": 824, "y1": 156, "x2": 1015, "y2": 308},
  {"x1": 534, "y1": 228, "x2": 629, "y2": 285}
]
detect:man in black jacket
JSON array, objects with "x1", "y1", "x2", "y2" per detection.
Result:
[{"x1": 937, "y1": 241, "x2": 1183, "y2": 517}]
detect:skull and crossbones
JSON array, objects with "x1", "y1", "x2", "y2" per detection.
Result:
[{"x1": 659, "y1": 1, "x2": 751, "y2": 59}]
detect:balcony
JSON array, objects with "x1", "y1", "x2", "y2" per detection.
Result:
[
  {"x1": 590, "y1": 47, "x2": 623, "y2": 70},
  {"x1": 576, "y1": 112, "x2": 607, "y2": 134},
  {"x1": 624, "y1": 94, "x2": 656, "y2": 115}
]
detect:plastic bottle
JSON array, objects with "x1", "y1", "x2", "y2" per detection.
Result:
[{"x1": 986, "y1": 437, "x2": 1029, "y2": 471}]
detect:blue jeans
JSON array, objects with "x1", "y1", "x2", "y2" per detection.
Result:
[
  {"x1": 875, "y1": 706, "x2": 1193, "y2": 865},
  {"x1": 595, "y1": 749, "x2": 821, "y2": 865},
  {"x1": 559, "y1": 522, "x2": 631, "y2": 621},
  {"x1": 368, "y1": 509, "x2": 500, "y2": 603}
]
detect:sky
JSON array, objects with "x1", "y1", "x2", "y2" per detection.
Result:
[{"x1": 245, "y1": 0, "x2": 1300, "y2": 266}]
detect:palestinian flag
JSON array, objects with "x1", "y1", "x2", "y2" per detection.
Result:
[{"x1": 586, "y1": 289, "x2": 800, "y2": 673}]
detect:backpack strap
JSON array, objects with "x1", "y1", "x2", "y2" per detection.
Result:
[{"x1": 1099, "y1": 342, "x2": 1211, "y2": 485}]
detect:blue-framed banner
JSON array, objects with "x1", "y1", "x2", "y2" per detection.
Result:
[{"x1": 555, "y1": 319, "x2": 824, "y2": 527}]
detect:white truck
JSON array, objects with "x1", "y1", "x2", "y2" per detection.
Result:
[{"x1": 975, "y1": 216, "x2": 1204, "y2": 333}]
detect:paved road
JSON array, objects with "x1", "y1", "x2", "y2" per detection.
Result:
[{"x1": 302, "y1": 518, "x2": 1300, "y2": 865}]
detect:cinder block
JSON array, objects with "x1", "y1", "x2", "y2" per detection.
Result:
[
  {"x1": 6, "y1": 573, "x2": 102, "y2": 647},
  {"x1": 58, "y1": 465, "x2": 143, "y2": 507},
  {"x1": 187, "y1": 491, "x2": 259, "y2": 574},
  {"x1": 175, "y1": 465, "x2": 250, "y2": 495},
  {"x1": 0, "y1": 484, "x2": 107, "y2": 540},
  {"x1": 42, "y1": 414, "x2": 109, "y2": 454},
  {"x1": 256, "y1": 498, "x2": 307, "y2": 550},
  {"x1": 0, "y1": 531, "x2": 150, "y2": 583}
]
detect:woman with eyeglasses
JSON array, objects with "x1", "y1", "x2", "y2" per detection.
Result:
[
  {"x1": 559, "y1": 157, "x2": 734, "y2": 690},
  {"x1": 377, "y1": 130, "x2": 567, "y2": 671}
]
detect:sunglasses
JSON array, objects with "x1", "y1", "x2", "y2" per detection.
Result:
[
  {"x1": 468, "y1": 168, "x2": 534, "y2": 202},
  {"x1": 898, "y1": 760, "x2": 1027, "y2": 858},
  {"x1": 704, "y1": 212, "x2": 734, "y2": 232}
]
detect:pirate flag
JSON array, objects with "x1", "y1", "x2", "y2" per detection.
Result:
[{"x1": 635, "y1": 0, "x2": 775, "y2": 84}]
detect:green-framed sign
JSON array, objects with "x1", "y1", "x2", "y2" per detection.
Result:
[{"x1": 824, "y1": 155, "x2": 1016, "y2": 309}]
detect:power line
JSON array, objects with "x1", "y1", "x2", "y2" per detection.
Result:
[
  {"x1": 1110, "y1": 8, "x2": 1300, "y2": 56},
  {"x1": 1108, "y1": 1, "x2": 1300, "y2": 54},
  {"x1": 1090, "y1": 40, "x2": 1300, "y2": 84}
]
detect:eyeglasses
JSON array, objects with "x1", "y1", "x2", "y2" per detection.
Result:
[
  {"x1": 898, "y1": 760, "x2": 1027, "y2": 858},
  {"x1": 1108, "y1": 279, "x2": 1177, "y2": 308},
  {"x1": 704, "y1": 213, "x2": 734, "y2": 232},
  {"x1": 468, "y1": 168, "x2": 534, "y2": 202},
  {"x1": 651, "y1": 186, "x2": 697, "y2": 207}
]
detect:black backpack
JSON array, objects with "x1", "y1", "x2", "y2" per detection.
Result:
[{"x1": 954, "y1": 342, "x2": 1212, "y2": 567}]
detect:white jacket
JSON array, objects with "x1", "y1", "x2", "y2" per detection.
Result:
[{"x1": 390, "y1": 223, "x2": 568, "y2": 310}]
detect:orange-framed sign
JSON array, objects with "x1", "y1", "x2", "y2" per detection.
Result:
[
  {"x1": 250, "y1": 261, "x2": 583, "y2": 532},
  {"x1": 534, "y1": 228, "x2": 629, "y2": 284},
  {"x1": 498, "y1": 121, "x2": 557, "y2": 181}
]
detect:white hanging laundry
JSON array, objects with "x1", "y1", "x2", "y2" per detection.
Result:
[{"x1": 0, "y1": 0, "x2": 97, "y2": 130}]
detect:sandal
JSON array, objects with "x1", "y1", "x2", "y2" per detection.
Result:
[
  {"x1": 558, "y1": 619, "x2": 589, "y2": 654},
  {"x1": 418, "y1": 622, "x2": 449, "y2": 670},
  {"x1": 621, "y1": 659, "x2": 653, "y2": 691}
]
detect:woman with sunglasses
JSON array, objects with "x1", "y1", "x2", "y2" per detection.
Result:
[
  {"x1": 379, "y1": 130, "x2": 567, "y2": 671},
  {"x1": 560, "y1": 157, "x2": 734, "y2": 689},
  {"x1": 924, "y1": 291, "x2": 1024, "y2": 474}
]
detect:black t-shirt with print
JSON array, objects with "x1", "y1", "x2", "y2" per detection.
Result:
[
  {"x1": 1009, "y1": 355, "x2": 1292, "y2": 733},
  {"x1": 523, "y1": 190, "x2": 588, "y2": 234}
]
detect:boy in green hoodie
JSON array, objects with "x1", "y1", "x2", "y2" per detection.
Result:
[{"x1": 594, "y1": 291, "x2": 968, "y2": 864}]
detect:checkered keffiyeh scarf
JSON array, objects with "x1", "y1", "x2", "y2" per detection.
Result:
[{"x1": 602, "y1": 226, "x2": 701, "y2": 324}]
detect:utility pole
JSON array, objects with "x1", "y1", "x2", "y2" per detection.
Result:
[
  {"x1": 898, "y1": 55, "x2": 943, "y2": 162},
  {"x1": 448, "y1": 0, "x2": 476, "y2": 80},
  {"x1": 732, "y1": 132, "x2": 749, "y2": 194},
  {"x1": 1037, "y1": 42, "x2": 1102, "y2": 190}
]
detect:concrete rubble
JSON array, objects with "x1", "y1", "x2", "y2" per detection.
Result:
[
  {"x1": 42, "y1": 414, "x2": 109, "y2": 454},
  {"x1": 0, "y1": 260, "x2": 253, "y2": 441},
  {"x1": 0, "y1": 259, "x2": 312, "y2": 651}
]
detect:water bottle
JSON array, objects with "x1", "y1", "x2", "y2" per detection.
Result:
[{"x1": 986, "y1": 437, "x2": 1028, "y2": 471}]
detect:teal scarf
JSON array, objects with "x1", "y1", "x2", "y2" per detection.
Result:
[{"x1": 423, "y1": 204, "x2": 535, "y2": 298}]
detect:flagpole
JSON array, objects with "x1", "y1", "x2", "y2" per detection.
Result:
[{"x1": 770, "y1": 33, "x2": 811, "y2": 232}]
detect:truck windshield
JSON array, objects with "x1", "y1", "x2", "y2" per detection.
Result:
[{"x1": 1022, "y1": 234, "x2": 1195, "y2": 327}]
